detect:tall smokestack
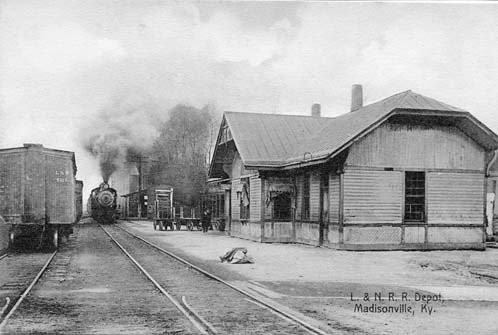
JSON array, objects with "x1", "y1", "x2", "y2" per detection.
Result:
[
  {"x1": 311, "y1": 103, "x2": 321, "y2": 117},
  {"x1": 350, "y1": 84, "x2": 363, "y2": 112}
]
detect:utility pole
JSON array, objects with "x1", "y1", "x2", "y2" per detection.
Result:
[{"x1": 137, "y1": 154, "x2": 142, "y2": 220}]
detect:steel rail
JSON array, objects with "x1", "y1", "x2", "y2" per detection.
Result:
[
  {"x1": 0, "y1": 254, "x2": 7, "y2": 261},
  {"x1": 116, "y1": 224, "x2": 331, "y2": 335},
  {"x1": 181, "y1": 296, "x2": 218, "y2": 335},
  {"x1": 99, "y1": 225, "x2": 215, "y2": 335},
  {"x1": 0, "y1": 251, "x2": 57, "y2": 333}
]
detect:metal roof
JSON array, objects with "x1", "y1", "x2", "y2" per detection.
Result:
[
  {"x1": 213, "y1": 90, "x2": 498, "y2": 172},
  {"x1": 225, "y1": 111, "x2": 333, "y2": 166}
]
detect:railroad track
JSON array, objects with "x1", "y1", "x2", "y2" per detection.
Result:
[
  {"x1": 0, "y1": 251, "x2": 57, "y2": 333},
  {"x1": 100, "y1": 225, "x2": 214, "y2": 335},
  {"x1": 101, "y1": 224, "x2": 333, "y2": 335}
]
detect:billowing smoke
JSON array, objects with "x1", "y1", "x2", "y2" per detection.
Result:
[
  {"x1": 83, "y1": 135, "x2": 121, "y2": 183},
  {"x1": 80, "y1": 93, "x2": 164, "y2": 182}
]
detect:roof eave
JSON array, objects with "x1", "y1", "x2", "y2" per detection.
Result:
[
  {"x1": 208, "y1": 114, "x2": 228, "y2": 179},
  {"x1": 248, "y1": 107, "x2": 498, "y2": 170},
  {"x1": 394, "y1": 108, "x2": 498, "y2": 150},
  {"x1": 223, "y1": 112, "x2": 249, "y2": 164}
]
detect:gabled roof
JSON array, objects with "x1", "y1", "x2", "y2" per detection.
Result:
[
  {"x1": 210, "y1": 90, "x2": 498, "y2": 174},
  {"x1": 286, "y1": 90, "x2": 468, "y2": 165},
  {"x1": 225, "y1": 112, "x2": 333, "y2": 166}
]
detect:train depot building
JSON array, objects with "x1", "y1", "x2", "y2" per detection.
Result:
[{"x1": 208, "y1": 86, "x2": 498, "y2": 250}]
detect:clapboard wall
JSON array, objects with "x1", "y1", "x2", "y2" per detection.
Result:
[
  {"x1": 340, "y1": 120, "x2": 486, "y2": 250},
  {"x1": 343, "y1": 169, "x2": 403, "y2": 225},
  {"x1": 226, "y1": 118, "x2": 488, "y2": 250},
  {"x1": 346, "y1": 122, "x2": 485, "y2": 170}
]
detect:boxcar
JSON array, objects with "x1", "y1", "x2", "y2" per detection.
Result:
[
  {"x1": 0, "y1": 144, "x2": 78, "y2": 249},
  {"x1": 75, "y1": 180, "x2": 83, "y2": 222}
]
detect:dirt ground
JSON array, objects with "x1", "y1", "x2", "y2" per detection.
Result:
[
  {"x1": 123, "y1": 220, "x2": 498, "y2": 335},
  {"x1": 4, "y1": 224, "x2": 199, "y2": 334}
]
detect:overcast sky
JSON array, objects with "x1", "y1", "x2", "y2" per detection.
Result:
[{"x1": 1, "y1": 0, "x2": 498, "y2": 197}]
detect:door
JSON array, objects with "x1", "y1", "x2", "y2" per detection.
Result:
[
  {"x1": 488, "y1": 179, "x2": 497, "y2": 237},
  {"x1": 319, "y1": 173, "x2": 329, "y2": 245}
]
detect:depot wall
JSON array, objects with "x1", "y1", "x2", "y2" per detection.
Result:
[{"x1": 227, "y1": 121, "x2": 488, "y2": 250}]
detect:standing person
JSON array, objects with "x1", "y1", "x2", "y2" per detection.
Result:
[
  {"x1": 206, "y1": 209, "x2": 212, "y2": 231},
  {"x1": 201, "y1": 209, "x2": 210, "y2": 233}
]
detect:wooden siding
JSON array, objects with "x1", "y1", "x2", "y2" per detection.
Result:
[
  {"x1": 427, "y1": 172, "x2": 484, "y2": 225},
  {"x1": 0, "y1": 147, "x2": 76, "y2": 224},
  {"x1": 343, "y1": 226, "x2": 402, "y2": 244},
  {"x1": 327, "y1": 224, "x2": 340, "y2": 244},
  {"x1": 250, "y1": 176, "x2": 262, "y2": 221},
  {"x1": 295, "y1": 222, "x2": 320, "y2": 245},
  {"x1": 231, "y1": 179, "x2": 241, "y2": 220},
  {"x1": 232, "y1": 152, "x2": 243, "y2": 179},
  {"x1": 427, "y1": 226, "x2": 483, "y2": 244},
  {"x1": 310, "y1": 171, "x2": 320, "y2": 221},
  {"x1": 230, "y1": 150, "x2": 259, "y2": 223},
  {"x1": 343, "y1": 169, "x2": 403, "y2": 224},
  {"x1": 0, "y1": 218, "x2": 8, "y2": 251},
  {"x1": 230, "y1": 221, "x2": 262, "y2": 241},
  {"x1": 0, "y1": 152, "x2": 25, "y2": 218},
  {"x1": 346, "y1": 122, "x2": 485, "y2": 171},
  {"x1": 264, "y1": 222, "x2": 293, "y2": 242},
  {"x1": 329, "y1": 174, "x2": 340, "y2": 223},
  {"x1": 25, "y1": 148, "x2": 46, "y2": 220},
  {"x1": 45, "y1": 153, "x2": 76, "y2": 223},
  {"x1": 75, "y1": 180, "x2": 83, "y2": 221}
]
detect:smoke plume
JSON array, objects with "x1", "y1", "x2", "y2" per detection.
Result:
[{"x1": 80, "y1": 93, "x2": 163, "y2": 182}]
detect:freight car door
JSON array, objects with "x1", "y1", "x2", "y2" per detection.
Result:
[
  {"x1": 0, "y1": 151, "x2": 25, "y2": 220},
  {"x1": 45, "y1": 153, "x2": 76, "y2": 224}
]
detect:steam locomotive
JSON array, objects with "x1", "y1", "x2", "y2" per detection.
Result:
[{"x1": 88, "y1": 182, "x2": 117, "y2": 224}]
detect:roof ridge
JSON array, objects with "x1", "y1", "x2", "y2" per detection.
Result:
[
  {"x1": 401, "y1": 90, "x2": 467, "y2": 112},
  {"x1": 395, "y1": 90, "x2": 413, "y2": 108},
  {"x1": 357, "y1": 89, "x2": 412, "y2": 112},
  {"x1": 224, "y1": 110, "x2": 337, "y2": 119}
]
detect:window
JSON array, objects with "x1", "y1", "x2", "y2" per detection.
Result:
[
  {"x1": 404, "y1": 171, "x2": 425, "y2": 222},
  {"x1": 302, "y1": 173, "x2": 310, "y2": 220},
  {"x1": 240, "y1": 178, "x2": 250, "y2": 220},
  {"x1": 273, "y1": 193, "x2": 292, "y2": 221}
]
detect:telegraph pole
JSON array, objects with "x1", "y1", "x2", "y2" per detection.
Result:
[{"x1": 137, "y1": 154, "x2": 142, "y2": 220}]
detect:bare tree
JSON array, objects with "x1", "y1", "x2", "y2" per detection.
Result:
[{"x1": 148, "y1": 104, "x2": 214, "y2": 206}]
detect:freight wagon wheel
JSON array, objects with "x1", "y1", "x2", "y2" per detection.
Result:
[{"x1": 52, "y1": 229, "x2": 59, "y2": 249}]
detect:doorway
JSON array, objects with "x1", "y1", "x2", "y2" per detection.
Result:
[{"x1": 319, "y1": 173, "x2": 329, "y2": 245}]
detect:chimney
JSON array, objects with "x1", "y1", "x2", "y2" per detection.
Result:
[
  {"x1": 311, "y1": 103, "x2": 321, "y2": 117},
  {"x1": 350, "y1": 84, "x2": 363, "y2": 112}
]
